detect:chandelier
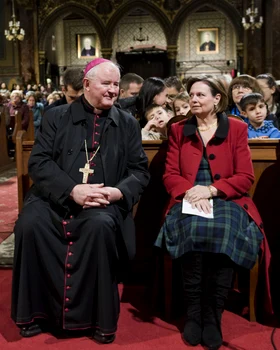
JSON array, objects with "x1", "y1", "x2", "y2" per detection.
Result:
[
  {"x1": 4, "y1": 0, "x2": 25, "y2": 41},
  {"x1": 242, "y1": 0, "x2": 263, "y2": 33},
  {"x1": 133, "y1": 27, "x2": 149, "y2": 43}
]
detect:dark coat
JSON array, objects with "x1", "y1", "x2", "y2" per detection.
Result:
[{"x1": 27, "y1": 97, "x2": 150, "y2": 259}]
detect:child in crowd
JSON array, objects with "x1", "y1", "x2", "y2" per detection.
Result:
[
  {"x1": 172, "y1": 91, "x2": 190, "y2": 117},
  {"x1": 240, "y1": 93, "x2": 280, "y2": 139},
  {"x1": 141, "y1": 104, "x2": 172, "y2": 140}
]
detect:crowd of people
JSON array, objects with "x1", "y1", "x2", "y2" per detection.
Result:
[
  {"x1": 1, "y1": 59, "x2": 279, "y2": 349},
  {"x1": 1, "y1": 69, "x2": 280, "y2": 148}
]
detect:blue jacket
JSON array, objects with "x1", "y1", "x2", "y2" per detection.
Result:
[{"x1": 247, "y1": 120, "x2": 280, "y2": 138}]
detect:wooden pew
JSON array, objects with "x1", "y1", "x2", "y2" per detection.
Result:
[
  {"x1": 16, "y1": 137, "x2": 280, "y2": 321},
  {"x1": 0, "y1": 109, "x2": 11, "y2": 169}
]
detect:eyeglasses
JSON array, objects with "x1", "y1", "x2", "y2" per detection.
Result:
[{"x1": 232, "y1": 84, "x2": 251, "y2": 91}]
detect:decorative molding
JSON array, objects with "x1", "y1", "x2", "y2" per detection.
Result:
[
  {"x1": 167, "y1": 45, "x2": 178, "y2": 59},
  {"x1": 100, "y1": 48, "x2": 113, "y2": 59},
  {"x1": 39, "y1": 50, "x2": 46, "y2": 65}
]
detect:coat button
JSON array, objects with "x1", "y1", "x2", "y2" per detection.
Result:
[
  {"x1": 208, "y1": 154, "x2": 215, "y2": 160},
  {"x1": 243, "y1": 204, "x2": 248, "y2": 210},
  {"x1": 214, "y1": 174, "x2": 221, "y2": 180},
  {"x1": 260, "y1": 223, "x2": 264, "y2": 229}
]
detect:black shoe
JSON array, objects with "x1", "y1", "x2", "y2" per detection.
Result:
[
  {"x1": 202, "y1": 323, "x2": 223, "y2": 349},
  {"x1": 92, "y1": 329, "x2": 116, "y2": 344},
  {"x1": 20, "y1": 323, "x2": 43, "y2": 337},
  {"x1": 182, "y1": 319, "x2": 202, "y2": 346}
]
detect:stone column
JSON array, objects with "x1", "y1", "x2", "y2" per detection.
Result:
[
  {"x1": 39, "y1": 51, "x2": 46, "y2": 86},
  {"x1": 236, "y1": 42, "x2": 244, "y2": 75},
  {"x1": 167, "y1": 45, "x2": 178, "y2": 77},
  {"x1": 100, "y1": 48, "x2": 113, "y2": 59}
]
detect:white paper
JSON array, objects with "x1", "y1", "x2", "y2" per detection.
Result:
[{"x1": 182, "y1": 199, "x2": 214, "y2": 219}]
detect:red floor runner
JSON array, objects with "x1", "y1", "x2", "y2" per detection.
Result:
[
  {"x1": 0, "y1": 176, "x2": 18, "y2": 239},
  {"x1": 0, "y1": 269, "x2": 278, "y2": 350}
]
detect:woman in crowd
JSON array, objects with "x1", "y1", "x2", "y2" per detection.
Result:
[
  {"x1": 25, "y1": 91, "x2": 43, "y2": 137},
  {"x1": 155, "y1": 75, "x2": 266, "y2": 349},
  {"x1": 256, "y1": 73, "x2": 280, "y2": 122},
  {"x1": 0, "y1": 82, "x2": 9, "y2": 95},
  {"x1": 118, "y1": 77, "x2": 168, "y2": 126},
  {"x1": 227, "y1": 74, "x2": 263, "y2": 117}
]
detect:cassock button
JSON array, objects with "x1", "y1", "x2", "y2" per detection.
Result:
[
  {"x1": 67, "y1": 274, "x2": 71, "y2": 278},
  {"x1": 66, "y1": 286, "x2": 71, "y2": 290},
  {"x1": 62, "y1": 221, "x2": 67, "y2": 225},
  {"x1": 67, "y1": 149, "x2": 73, "y2": 155},
  {"x1": 66, "y1": 232, "x2": 71, "y2": 236},
  {"x1": 65, "y1": 298, "x2": 70, "y2": 302},
  {"x1": 70, "y1": 215, "x2": 74, "y2": 219},
  {"x1": 65, "y1": 308, "x2": 69, "y2": 312},
  {"x1": 67, "y1": 264, "x2": 71, "y2": 268},
  {"x1": 68, "y1": 252, "x2": 73, "y2": 256},
  {"x1": 69, "y1": 242, "x2": 73, "y2": 245}
]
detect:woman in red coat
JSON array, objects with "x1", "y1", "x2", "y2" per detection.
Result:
[{"x1": 155, "y1": 76, "x2": 267, "y2": 349}]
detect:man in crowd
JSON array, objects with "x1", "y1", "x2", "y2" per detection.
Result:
[
  {"x1": 119, "y1": 73, "x2": 143, "y2": 99},
  {"x1": 11, "y1": 58, "x2": 150, "y2": 344},
  {"x1": 44, "y1": 67, "x2": 84, "y2": 112}
]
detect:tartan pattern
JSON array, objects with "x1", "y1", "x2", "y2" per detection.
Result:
[{"x1": 155, "y1": 155, "x2": 263, "y2": 269}]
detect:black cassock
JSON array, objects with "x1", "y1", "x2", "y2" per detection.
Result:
[{"x1": 11, "y1": 97, "x2": 149, "y2": 334}]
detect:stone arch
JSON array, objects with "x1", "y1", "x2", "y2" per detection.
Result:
[
  {"x1": 38, "y1": 4, "x2": 106, "y2": 51},
  {"x1": 171, "y1": 0, "x2": 243, "y2": 44},
  {"x1": 105, "y1": 0, "x2": 172, "y2": 47}
]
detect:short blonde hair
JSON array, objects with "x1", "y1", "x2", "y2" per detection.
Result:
[{"x1": 11, "y1": 89, "x2": 23, "y2": 99}]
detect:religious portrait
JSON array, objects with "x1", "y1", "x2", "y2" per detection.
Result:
[
  {"x1": 197, "y1": 28, "x2": 219, "y2": 54},
  {"x1": 77, "y1": 34, "x2": 96, "y2": 59}
]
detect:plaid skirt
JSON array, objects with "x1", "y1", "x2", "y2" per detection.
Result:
[{"x1": 155, "y1": 156, "x2": 263, "y2": 269}]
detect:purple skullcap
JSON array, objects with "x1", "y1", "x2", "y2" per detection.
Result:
[{"x1": 84, "y1": 58, "x2": 111, "y2": 77}]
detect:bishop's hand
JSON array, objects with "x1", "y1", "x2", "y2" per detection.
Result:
[{"x1": 70, "y1": 183, "x2": 110, "y2": 207}]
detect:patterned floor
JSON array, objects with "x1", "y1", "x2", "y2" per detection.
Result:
[{"x1": 0, "y1": 163, "x2": 17, "y2": 267}]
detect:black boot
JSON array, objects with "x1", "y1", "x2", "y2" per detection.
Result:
[
  {"x1": 181, "y1": 252, "x2": 203, "y2": 346},
  {"x1": 202, "y1": 254, "x2": 233, "y2": 350}
]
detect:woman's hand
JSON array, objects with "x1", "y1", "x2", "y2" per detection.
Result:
[
  {"x1": 190, "y1": 198, "x2": 212, "y2": 214},
  {"x1": 184, "y1": 185, "x2": 211, "y2": 203}
]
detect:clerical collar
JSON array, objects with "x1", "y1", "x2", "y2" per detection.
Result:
[{"x1": 81, "y1": 95, "x2": 109, "y2": 118}]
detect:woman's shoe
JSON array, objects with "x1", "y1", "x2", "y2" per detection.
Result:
[
  {"x1": 20, "y1": 323, "x2": 43, "y2": 337},
  {"x1": 202, "y1": 322, "x2": 223, "y2": 349},
  {"x1": 92, "y1": 329, "x2": 116, "y2": 344},
  {"x1": 182, "y1": 319, "x2": 202, "y2": 346}
]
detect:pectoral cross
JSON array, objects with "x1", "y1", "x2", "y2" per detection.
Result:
[{"x1": 79, "y1": 163, "x2": 94, "y2": 184}]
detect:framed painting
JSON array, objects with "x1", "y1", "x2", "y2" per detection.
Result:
[
  {"x1": 197, "y1": 28, "x2": 219, "y2": 54},
  {"x1": 77, "y1": 34, "x2": 97, "y2": 59}
]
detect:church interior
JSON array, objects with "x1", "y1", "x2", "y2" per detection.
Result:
[{"x1": 1, "y1": 0, "x2": 280, "y2": 349}]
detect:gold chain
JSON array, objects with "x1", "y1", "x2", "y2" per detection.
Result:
[
  {"x1": 197, "y1": 120, "x2": 218, "y2": 132},
  {"x1": 85, "y1": 140, "x2": 100, "y2": 163}
]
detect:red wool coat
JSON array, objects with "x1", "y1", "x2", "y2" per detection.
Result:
[{"x1": 164, "y1": 113, "x2": 273, "y2": 321}]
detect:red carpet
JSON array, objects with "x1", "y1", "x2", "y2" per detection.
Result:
[
  {"x1": 0, "y1": 176, "x2": 18, "y2": 239},
  {"x1": 0, "y1": 269, "x2": 278, "y2": 350}
]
